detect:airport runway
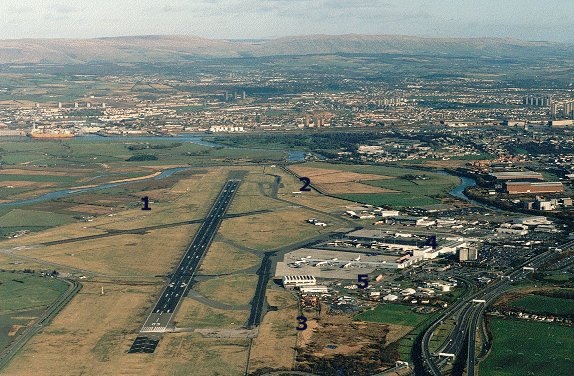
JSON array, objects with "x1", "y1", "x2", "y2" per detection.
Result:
[{"x1": 138, "y1": 179, "x2": 241, "y2": 333}]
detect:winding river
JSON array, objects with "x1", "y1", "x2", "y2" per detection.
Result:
[
  {"x1": 1, "y1": 135, "x2": 306, "y2": 207},
  {"x1": 2, "y1": 134, "x2": 479, "y2": 208},
  {"x1": 0, "y1": 167, "x2": 189, "y2": 207}
]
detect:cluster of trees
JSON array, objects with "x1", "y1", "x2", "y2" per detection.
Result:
[
  {"x1": 213, "y1": 131, "x2": 386, "y2": 154},
  {"x1": 126, "y1": 142, "x2": 182, "y2": 151},
  {"x1": 126, "y1": 154, "x2": 158, "y2": 161}
]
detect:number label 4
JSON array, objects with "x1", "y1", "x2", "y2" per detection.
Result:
[{"x1": 425, "y1": 235, "x2": 437, "y2": 249}]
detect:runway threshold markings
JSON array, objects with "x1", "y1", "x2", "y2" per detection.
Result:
[{"x1": 129, "y1": 178, "x2": 241, "y2": 353}]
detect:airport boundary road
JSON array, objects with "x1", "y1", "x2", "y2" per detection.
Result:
[{"x1": 0, "y1": 279, "x2": 81, "y2": 371}]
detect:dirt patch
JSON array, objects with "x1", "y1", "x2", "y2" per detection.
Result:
[
  {"x1": 385, "y1": 324, "x2": 414, "y2": 344},
  {"x1": 301, "y1": 314, "x2": 389, "y2": 356},
  {"x1": 8, "y1": 324, "x2": 25, "y2": 336},
  {"x1": 289, "y1": 166, "x2": 390, "y2": 184},
  {"x1": 294, "y1": 314, "x2": 398, "y2": 376},
  {"x1": 66, "y1": 204, "x2": 115, "y2": 215},
  {"x1": 1, "y1": 181, "x2": 56, "y2": 188},
  {"x1": 492, "y1": 286, "x2": 553, "y2": 307},
  {"x1": 248, "y1": 289, "x2": 299, "y2": 372},
  {"x1": 0, "y1": 169, "x2": 72, "y2": 176}
]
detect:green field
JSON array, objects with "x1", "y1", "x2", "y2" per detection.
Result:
[
  {"x1": 0, "y1": 271, "x2": 69, "y2": 351},
  {"x1": 480, "y1": 318, "x2": 574, "y2": 376},
  {"x1": 0, "y1": 138, "x2": 285, "y2": 168},
  {"x1": 354, "y1": 304, "x2": 427, "y2": 327},
  {"x1": 0, "y1": 271, "x2": 69, "y2": 312},
  {"x1": 509, "y1": 295, "x2": 574, "y2": 316},
  {"x1": 0, "y1": 209, "x2": 73, "y2": 228}
]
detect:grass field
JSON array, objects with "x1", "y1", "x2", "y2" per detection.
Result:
[
  {"x1": 290, "y1": 162, "x2": 459, "y2": 208},
  {"x1": 0, "y1": 209, "x2": 73, "y2": 228},
  {"x1": 0, "y1": 141, "x2": 355, "y2": 374},
  {"x1": 174, "y1": 298, "x2": 249, "y2": 329},
  {"x1": 199, "y1": 241, "x2": 260, "y2": 275},
  {"x1": 0, "y1": 272, "x2": 69, "y2": 353},
  {"x1": 480, "y1": 318, "x2": 574, "y2": 376},
  {"x1": 509, "y1": 295, "x2": 574, "y2": 316},
  {"x1": 354, "y1": 304, "x2": 427, "y2": 327},
  {"x1": 248, "y1": 288, "x2": 298, "y2": 372},
  {"x1": 0, "y1": 271, "x2": 68, "y2": 312},
  {"x1": 194, "y1": 274, "x2": 258, "y2": 306},
  {"x1": 4, "y1": 282, "x2": 249, "y2": 376},
  {"x1": 218, "y1": 208, "x2": 327, "y2": 251}
]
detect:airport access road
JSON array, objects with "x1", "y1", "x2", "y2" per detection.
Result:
[
  {"x1": 139, "y1": 179, "x2": 241, "y2": 333},
  {"x1": 419, "y1": 248, "x2": 557, "y2": 375}
]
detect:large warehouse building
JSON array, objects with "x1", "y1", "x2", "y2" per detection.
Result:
[
  {"x1": 491, "y1": 171, "x2": 544, "y2": 181},
  {"x1": 504, "y1": 181, "x2": 564, "y2": 194}
]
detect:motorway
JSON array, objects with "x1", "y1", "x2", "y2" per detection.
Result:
[
  {"x1": 139, "y1": 178, "x2": 241, "y2": 333},
  {"x1": 419, "y1": 246, "x2": 562, "y2": 376}
]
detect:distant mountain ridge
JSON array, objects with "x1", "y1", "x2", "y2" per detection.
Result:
[{"x1": 0, "y1": 34, "x2": 571, "y2": 64}]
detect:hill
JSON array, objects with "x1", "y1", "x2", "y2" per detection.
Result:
[{"x1": 0, "y1": 34, "x2": 571, "y2": 64}]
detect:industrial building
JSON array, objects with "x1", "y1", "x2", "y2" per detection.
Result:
[
  {"x1": 282, "y1": 275, "x2": 317, "y2": 289},
  {"x1": 299, "y1": 285, "x2": 329, "y2": 294},
  {"x1": 504, "y1": 181, "x2": 564, "y2": 194},
  {"x1": 458, "y1": 247, "x2": 478, "y2": 262},
  {"x1": 491, "y1": 171, "x2": 544, "y2": 181}
]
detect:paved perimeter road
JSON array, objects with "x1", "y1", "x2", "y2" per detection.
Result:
[
  {"x1": 139, "y1": 179, "x2": 241, "y2": 333},
  {"x1": 0, "y1": 279, "x2": 81, "y2": 370}
]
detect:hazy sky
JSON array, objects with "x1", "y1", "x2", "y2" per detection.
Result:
[{"x1": 1, "y1": 0, "x2": 572, "y2": 42}]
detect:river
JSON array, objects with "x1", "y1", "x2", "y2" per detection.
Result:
[
  {"x1": 0, "y1": 135, "x2": 307, "y2": 207},
  {"x1": 82, "y1": 134, "x2": 306, "y2": 162},
  {"x1": 0, "y1": 167, "x2": 189, "y2": 207}
]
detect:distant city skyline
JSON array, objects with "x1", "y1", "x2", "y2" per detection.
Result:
[{"x1": 1, "y1": 0, "x2": 572, "y2": 43}]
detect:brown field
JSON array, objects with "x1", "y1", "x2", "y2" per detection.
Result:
[
  {"x1": 66, "y1": 204, "x2": 116, "y2": 215},
  {"x1": 285, "y1": 165, "x2": 393, "y2": 196},
  {"x1": 385, "y1": 324, "x2": 414, "y2": 344},
  {"x1": 0, "y1": 169, "x2": 73, "y2": 176},
  {"x1": 3, "y1": 281, "x2": 159, "y2": 375},
  {"x1": 20, "y1": 226, "x2": 197, "y2": 277},
  {"x1": 288, "y1": 166, "x2": 390, "y2": 183},
  {"x1": 301, "y1": 315, "x2": 390, "y2": 356},
  {"x1": 199, "y1": 241, "x2": 260, "y2": 275},
  {"x1": 194, "y1": 274, "x2": 258, "y2": 307},
  {"x1": 8, "y1": 325, "x2": 24, "y2": 336},
  {"x1": 248, "y1": 288, "x2": 299, "y2": 372},
  {"x1": 317, "y1": 181, "x2": 396, "y2": 194},
  {"x1": 294, "y1": 314, "x2": 398, "y2": 374},
  {"x1": 3, "y1": 282, "x2": 248, "y2": 376},
  {"x1": 174, "y1": 298, "x2": 249, "y2": 329},
  {"x1": 218, "y1": 208, "x2": 327, "y2": 251}
]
